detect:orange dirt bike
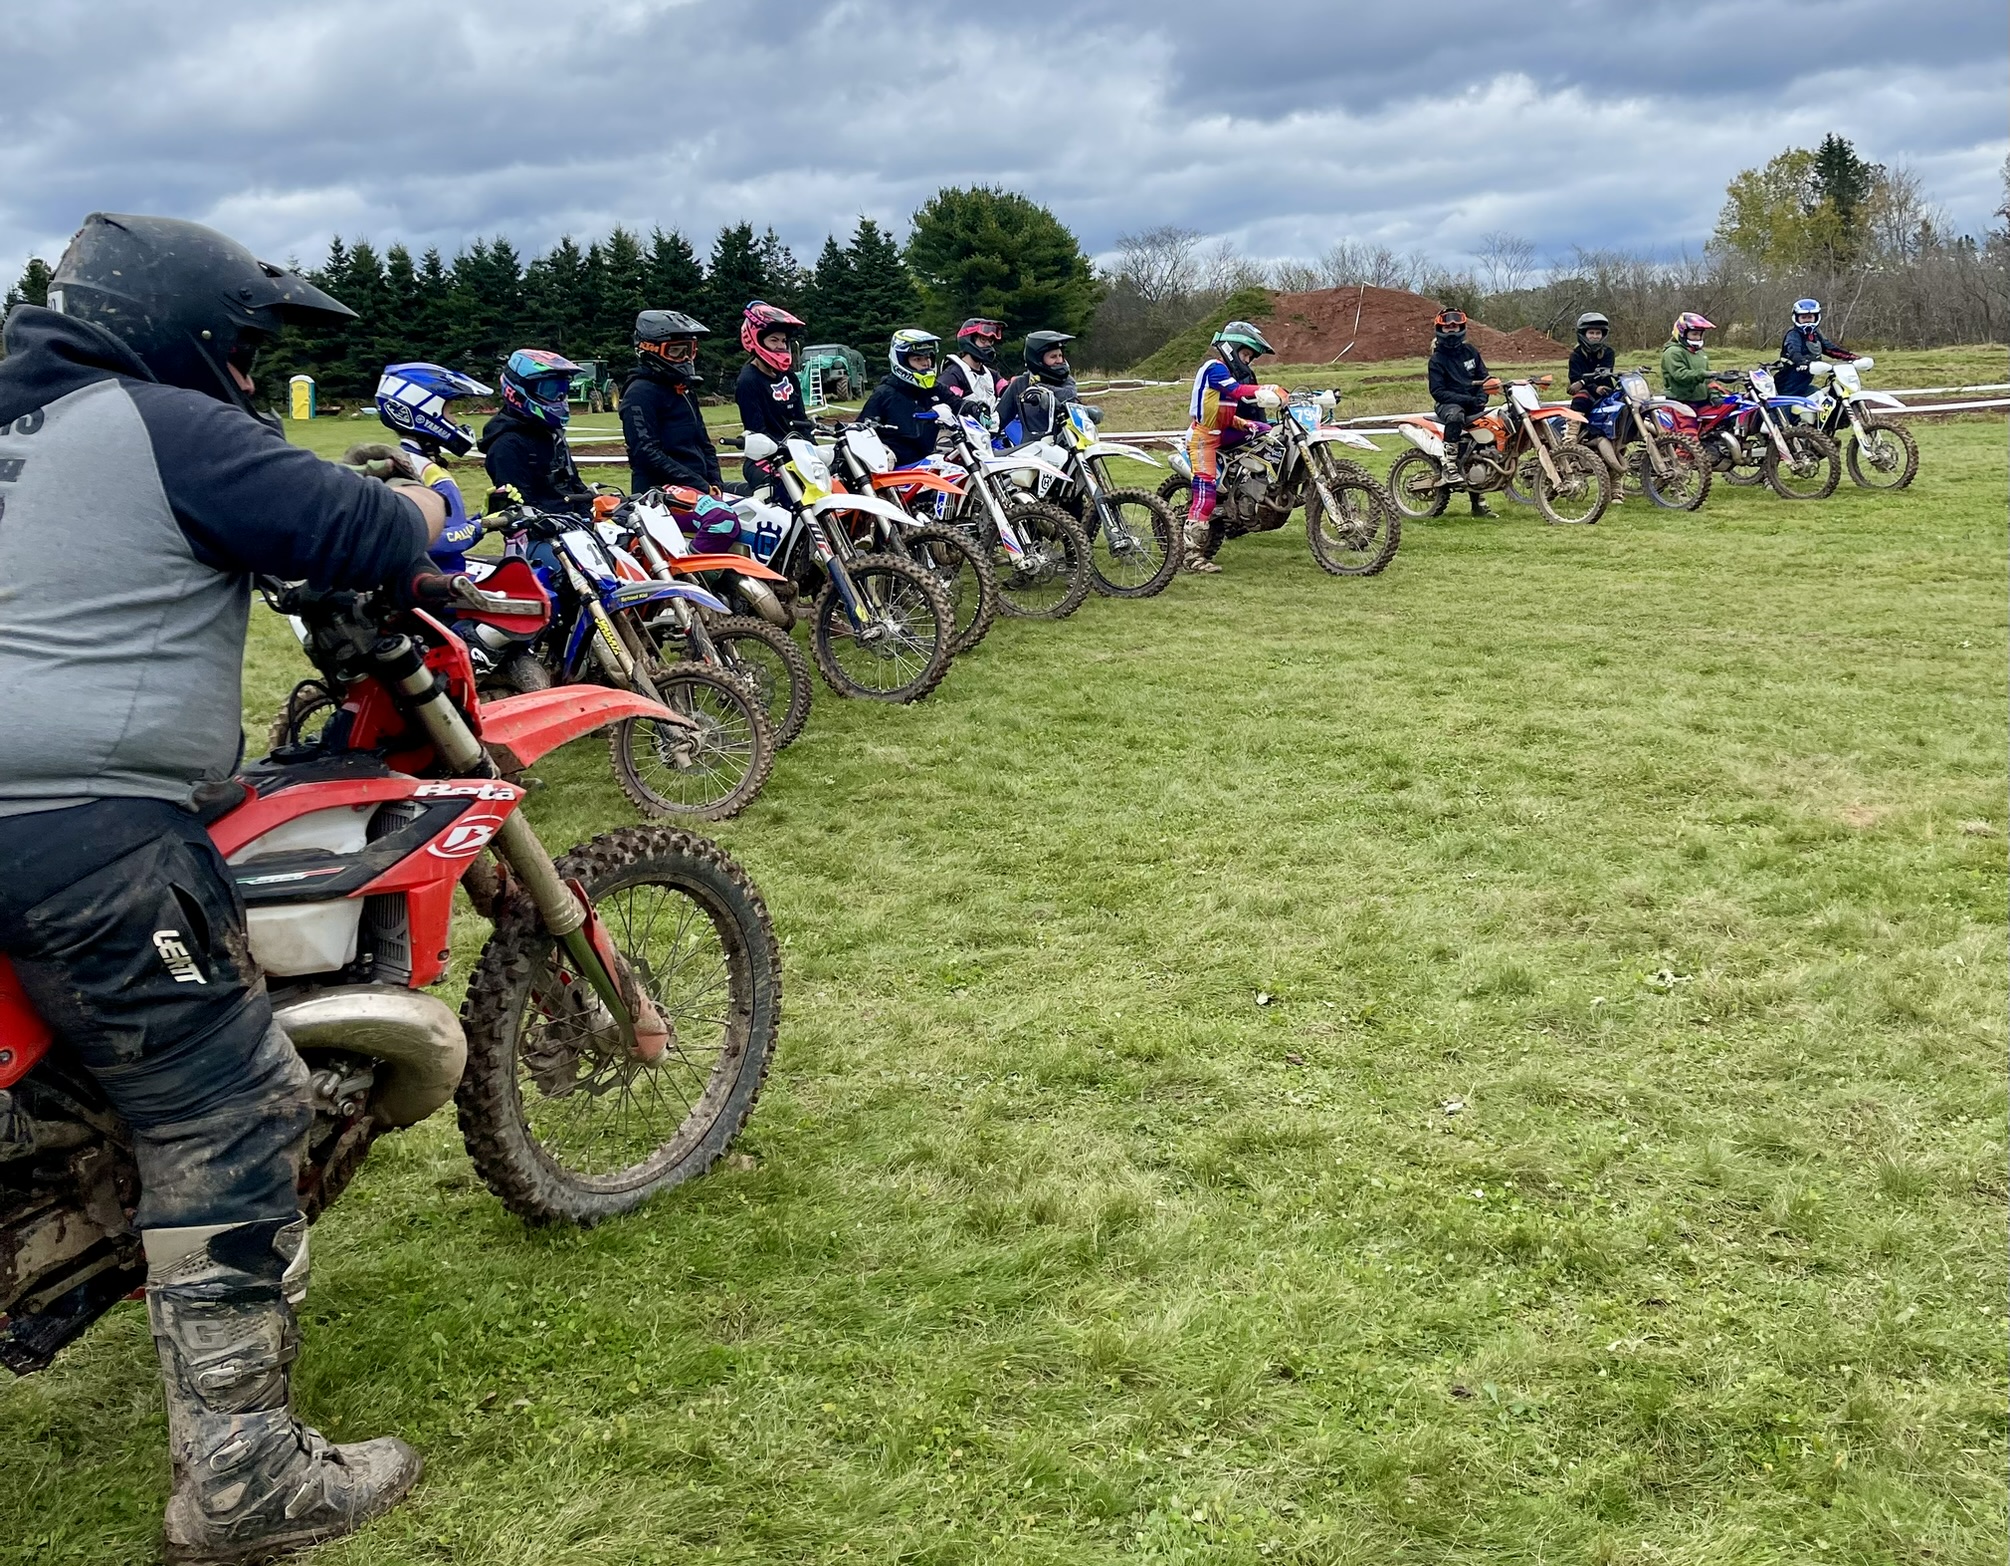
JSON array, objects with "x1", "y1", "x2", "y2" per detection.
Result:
[
  {"x1": 0, "y1": 574, "x2": 781, "y2": 1371},
  {"x1": 1386, "y1": 375, "x2": 1611, "y2": 525}
]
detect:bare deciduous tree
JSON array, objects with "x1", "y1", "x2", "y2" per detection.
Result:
[
  {"x1": 1113, "y1": 225, "x2": 1203, "y2": 305},
  {"x1": 1477, "y1": 231, "x2": 1539, "y2": 296}
]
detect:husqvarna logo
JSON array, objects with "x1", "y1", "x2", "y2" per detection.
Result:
[{"x1": 153, "y1": 930, "x2": 207, "y2": 985}]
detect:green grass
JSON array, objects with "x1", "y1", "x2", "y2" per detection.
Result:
[{"x1": 3, "y1": 421, "x2": 2005, "y2": 1564}]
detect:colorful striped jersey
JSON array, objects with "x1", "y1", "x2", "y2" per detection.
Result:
[{"x1": 1189, "y1": 358, "x2": 1257, "y2": 431}]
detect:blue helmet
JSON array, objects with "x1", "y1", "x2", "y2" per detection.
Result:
[
  {"x1": 500, "y1": 347, "x2": 582, "y2": 429},
  {"x1": 376, "y1": 361, "x2": 491, "y2": 456},
  {"x1": 1792, "y1": 298, "x2": 1821, "y2": 328}
]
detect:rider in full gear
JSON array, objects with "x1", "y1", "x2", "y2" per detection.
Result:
[
  {"x1": 860, "y1": 328, "x2": 950, "y2": 465},
  {"x1": 997, "y1": 329, "x2": 1080, "y2": 446},
  {"x1": 0, "y1": 214, "x2": 448, "y2": 1563},
  {"x1": 1660, "y1": 312, "x2": 1721, "y2": 408},
  {"x1": 1566, "y1": 311, "x2": 1617, "y2": 414},
  {"x1": 1776, "y1": 297, "x2": 1857, "y2": 397},
  {"x1": 621, "y1": 309, "x2": 724, "y2": 495},
  {"x1": 1179, "y1": 319, "x2": 1278, "y2": 573},
  {"x1": 732, "y1": 301, "x2": 811, "y2": 484},
  {"x1": 479, "y1": 348, "x2": 595, "y2": 516},
  {"x1": 940, "y1": 317, "x2": 1006, "y2": 416},
  {"x1": 362, "y1": 361, "x2": 491, "y2": 572},
  {"x1": 1426, "y1": 309, "x2": 1495, "y2": 517}
]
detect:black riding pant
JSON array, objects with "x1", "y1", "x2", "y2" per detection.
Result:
[
  {"x1": 0, "y1": 798, "x2": 310, "y2": 1230},
  {"x1": 1436, "y1": 401, "x2": 1479, "y2": 448}
]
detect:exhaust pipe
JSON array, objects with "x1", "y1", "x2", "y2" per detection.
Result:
[
  {"x1": 273, "y1": 986, "x2": 467, "y2": 1129},
  {"x1": 735, "y1": 577, "x2": 792, "y2": 630}
]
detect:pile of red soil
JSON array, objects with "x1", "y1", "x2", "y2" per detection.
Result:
[{"x1": 1260, "y1": 285, "x2": 1566, "y2": 364}]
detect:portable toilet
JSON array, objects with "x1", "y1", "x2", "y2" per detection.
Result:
[{"x1": 288, "y1": 375, "x2": 316, "y2": 421}]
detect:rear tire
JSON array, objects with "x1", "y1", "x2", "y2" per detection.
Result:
[
  {"x1": 610, "y1": 662, "x2": 774, "y2": 820},
  {"x1": 1086, "y1": 486, "x2": 1182, "y2": 597},
  {"x1": 496, "y1": 652, "x2": 552, "y2": 696},
  {"x1": 1845, "y1": 419, "x2": 1917, "y2": 491},
  {"x1": 456, "y1": 827, "x2": 781, "y2": 1227},
  {"x1": 1385, "y1": 449, "x2": 1450, "y2": 520}
]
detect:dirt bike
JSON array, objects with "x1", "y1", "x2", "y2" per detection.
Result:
[
  {"x1": 1579, "y1": 369, "x2": 1711, "y2": 511},
  {"x1": 824, "y1": 422, "x2": 1000, "y2": 655},
  {"x1": 1801, "y1": 356, "x2": 1917, "y2": 490},
  {"x1": 0, "y1": 575, "x2": 781, "y2": 1373},
  {"x1": 1159, "y1": 387, "x2": 1398, "y2": 574},
  {"x1": 501, "y1": 509, "x2": 776, "y2": 820},
  {"x1": 603, "y1": 490, "x2": 814, "y2": 749},
  {"x1": 898, "y1": 405, "x2": 1093, "y2": 622},
  {"x1": 1387, "y1": 376, "x2": 1611, "y2": 526},
  {"x1": 739, "y1": 431, "x2": 956, "y2": 703},
  {"x1": 1664, "y1": 366, "x2": 1840, "y2": 500},
  {"x1": 989, "y1": 394, "x2": 1183, "y2": 597}
]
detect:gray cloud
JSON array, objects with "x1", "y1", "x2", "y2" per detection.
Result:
[{"x1": 2, "y1": 0, "x2": 2002, "y2": 281}]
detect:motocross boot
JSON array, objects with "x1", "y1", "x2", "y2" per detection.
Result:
[
  {"x1": 1468, "y1": 492, "x2": 1495, "y2": 518},
  {"x1": 146, "y1": 1218, "x2": 421, "y2": 1565}
]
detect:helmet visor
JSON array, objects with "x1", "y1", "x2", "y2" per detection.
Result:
[{"x1": 529, "y1": 374, "x2": 572, "y2": 404}]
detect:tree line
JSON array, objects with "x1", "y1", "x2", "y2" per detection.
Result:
[{"x1": 6, "y1": 139, "x2": 2005, "y2": 385}]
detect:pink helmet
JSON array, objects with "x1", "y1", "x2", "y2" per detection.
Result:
[
  {"x1": 740, "y1": 301, "x2": 805, "y2": 374},
  {"x1": 1673, "y1": 311, "x2": 1713, "y2": 347}
]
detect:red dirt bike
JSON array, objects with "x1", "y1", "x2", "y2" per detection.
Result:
[{"x1": 0, "y1": 574, "x2": 781, "y2": 1374}]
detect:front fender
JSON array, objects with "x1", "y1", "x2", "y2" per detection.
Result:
[
  {"x1": 1086, "y1": 441, "x2": 1161, "y2": 467},
  {"x1": 1306, "y1": 428, "x2": 1379, "y2": 451},
  {"x1": 610, "y1": 578, "x2": 728, "y2": 615},
  {"x1": 1854, "y1": 390, "x2": 1904, "y2": 409},
  {"x1": 808, "y1": 491, "x2": 916, "y2": 528},
  {"x1": 481, "y1": 684, "x2": 693, "y2": 772}
]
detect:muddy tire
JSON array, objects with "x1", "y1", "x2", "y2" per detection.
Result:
[
  {"x1": 811, "y1": 554, "x2": 955, "y2": 703},
  {"x1": 706, "y1": 615, "x2": 813, "y2": 748},
  {"x1": 267, "y1": 681, "x2": 339, "y2": 754},
  {"x1": 1305, "y1": 458, "x2": 1401, "y2": 576},
  {"x1": 456, "y1": 827, "x2": 781, "y2": 1227},
  {"x1": 496, "y1": 652, "x2": 552, "y2": 695},
  {"x1": 993, "y1": 500, "x2": 1092, "y2": 620},
  {"x1": 1534, "y1": 445, "x2": 1610, "y2": 525},
  {"x1": 1086, "y1": 486, "x2": 1182, "y2": 598},
  {"x1": 1641, "y1": 433, "x2": 1711, "y2": 512},
  {"x1": 609, "y1": 661, "x2": 774, "y2": 820},
  {"x1": 1386, "y1": 449, "x2": 1450, "y2": 520},
  {"x1": 1157, "y1": 474, "x2": 1225, "y2": 564},
  {"x1": 1845, "y1": 419, "x2": 1917, "y2": 491},
  {"x1": 905, "y1": 524, "x2": 998, "y2": 655},
  {"x1": 1764, "y1": 426, "x2": 1840, "y2": 500}
]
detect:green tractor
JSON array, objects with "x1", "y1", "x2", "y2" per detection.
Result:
[{"x1": 795, "y1": 345, "x2": 867, "y2": 410}]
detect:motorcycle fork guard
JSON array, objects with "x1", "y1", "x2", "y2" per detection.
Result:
[{"x1": 561, "y1": 878, "x2": 670, "y2": 1063}]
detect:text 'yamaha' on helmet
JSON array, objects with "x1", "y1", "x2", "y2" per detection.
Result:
[
  {"x1": 1433, "y1": 309, "x2": 1468, "y2": 343},
  {"x1": 956, "y1": 317, "x2": 1006, "y2": 364},
  {"x1": 376, "y1": 362, "x2": 491, "y2": 457},
  {"x1": 1575, "y1": 310, "x2": 1610, "y2": 347},
  {"x1": 1023, "y1": 329, "x2": 1075, "y2": 384},
  {"x1": 1791, "y1": 297, "x2": 1821, "y2": 329},
  {"x1": 1212, "y1": 320, "x2": 1274, "y2": 372},
  {"x1": 1672, "y1": 311, "x2": 1713, "y2": 349},
  {"x1": 741, "y1": 300, "x2": 805, "y2": 374},
  {"x1": 890, "y1": 327, "x2": 941, "y2": 390},
  {"x1": 47, "y1": 212, "x2": 355, "y2": 418},
  {"x1": 500, "y1": 347, "x2": 582, "y2": 429}
]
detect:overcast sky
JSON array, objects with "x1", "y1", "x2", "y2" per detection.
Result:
[{"x1": 4, "y1": 0, "x2": 2004, "y2": 286}]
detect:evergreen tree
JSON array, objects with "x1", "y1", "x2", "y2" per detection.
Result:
[
  {"x1": 592, "y1": 225, "x2": 650, "y2": 364},
  {"x1": 845, "y1": 218, "x2": 921, "y2": 351},
  {"x1": 524, "y1": 235, "x2": 591, "y2": 355},
  {"x1": 702, "y1": 223, "x2": 776, "y2": 341},
  {"x1": 414, "y1": 248, "x2": 455, "y2": 369},
  {"x1": 906, "y1": 186, "x2": 1101, "y2": 341},
  {"x1": 449, "y1": 237, "x2": 527, "y2": 374},
  {"x1": 3, "y1": 257, "x2": 52, "y2": 314},
  {"x1": 754, "y1": 228, "x2": 808, "y2": 309},
  {"x1": 645, "y1": 228, "x2": 706, "y2": 315},
  {"x1": 803, "y1": 235, "x2": 858, "y2": 346}
]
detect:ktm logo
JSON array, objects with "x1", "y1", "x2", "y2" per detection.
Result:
[
  {"x1": 153, "y1": 930, "x2": 207, "y2": 985},
  {"x1": 426, "y1": 813, "x2": 505, "y2": 859}
]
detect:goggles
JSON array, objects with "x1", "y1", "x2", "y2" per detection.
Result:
[
  {"x1": 529, "y1": 375, "x2": 572, "y2": 403},
  {"x1": 651, "y1": 338, "x2": 699, "y2": 362}
]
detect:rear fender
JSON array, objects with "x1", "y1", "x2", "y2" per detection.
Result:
[
  {"x1": 1086, "y1": 441, "x2": 1161, "y2": 466},
  {"x1": 1396, "y1": 419, "x2": 1443, "y2": 456},
  {"x1": 481, "y1": 685, "x2": 694, "y2": 774},
  {"x1": 664, "y1": 552, "x2": 789, "y2": 581},
  {"x1": 981, "y1": 453, "x2": 1073, "y2": 486},
  {"x1": 0, "y1": 957, "x2": 51, "y2": 1090}
]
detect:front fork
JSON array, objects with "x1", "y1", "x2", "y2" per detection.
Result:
[{"x1": 382, "y1": 637, "x2": 668, "y2": 1060}]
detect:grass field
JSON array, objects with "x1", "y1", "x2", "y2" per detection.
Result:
[{"x1": 1, "y1": 411, "x2": 2004, "y2": 1564}]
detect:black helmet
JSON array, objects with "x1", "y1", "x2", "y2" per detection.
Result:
[
  {"x1": 1433, "y1": 308, "x2": 1468, "y2": 343},
  {"x1": 635, "y1": 308, "x2": 708, "y2": 347},
  {"x1": 957, "y1": 317, "x2": 1005, "y2": 365},
  {"x1": 1575, "y1": 311, "x2": 1610, "y2": 348},
  {"x1": 47, "y1": 213, "x2": 353, "y2": 418},
  {"x1": 635, "y1": 308, "x2": 708, "y2": 383},
  {"x1": 1024, "y1": 329, "x2": 1074, "y2": 385}
]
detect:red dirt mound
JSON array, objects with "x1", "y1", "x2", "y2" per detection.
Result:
[{"x1": 1259, "y1": 285, "x2": 1567, "y2": 364}]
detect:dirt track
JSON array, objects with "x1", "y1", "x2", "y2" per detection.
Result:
[{"x1": 1260, "y1": 284, "x2": 1566, "y2": 364}]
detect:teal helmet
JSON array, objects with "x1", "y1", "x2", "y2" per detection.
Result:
[{"x1": 1212, "y1": 319, "x2": 1274, "y2": 369}]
